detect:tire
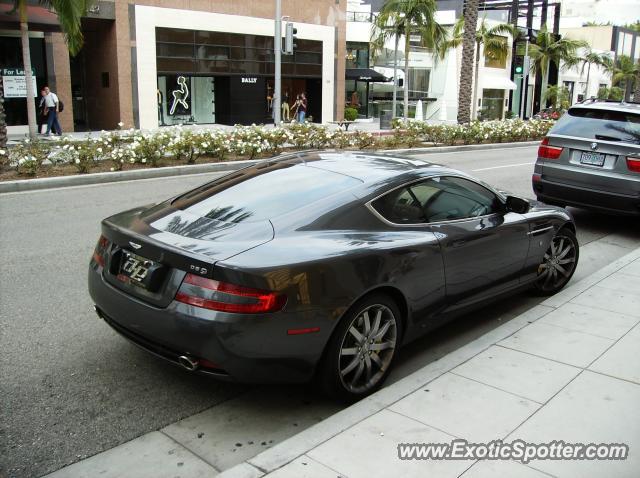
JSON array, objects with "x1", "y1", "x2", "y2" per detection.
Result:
[
  {"x1": 533, "y1": 228, "x2": 579, "y2": 296},
  {"x1": 318, "y1": 293, "x2": 403, "y2": 402}
]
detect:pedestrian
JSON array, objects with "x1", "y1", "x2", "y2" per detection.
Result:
[
  {"x1": 292, "y1": 94, "x2": 301, "y2": 122},
  {"x1": 37, "y1": 87, "x2": 47, "y2": 134},
  {"x1": 298, "y1": 92, "x2": 307, "y2": 123},
  {"x1": 42, "y1": 85, "x2": 62, "y2": 135}
]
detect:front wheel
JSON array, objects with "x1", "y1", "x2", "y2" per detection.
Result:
[
  {"x1": 534, "y1": 228, "x2": 579, "y2": 295},
  {"x1": 319, "y1": 294, "x2": 402, "y2": 402}
]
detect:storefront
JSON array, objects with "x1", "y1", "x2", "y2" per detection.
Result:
[{"x1": 154, "y1": 27, "x2": 323, "y2": 126}]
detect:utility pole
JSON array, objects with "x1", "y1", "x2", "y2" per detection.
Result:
[
  {"x1": 274, "y1": 0, "x2": 282, "y2": 125},
  {"x1": 392, "y1": 34, "x2": 399, "y2": 119}
]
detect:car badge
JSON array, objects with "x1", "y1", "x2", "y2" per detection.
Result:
[
  {"x1": 129, "y1": 241, "x2": 142, "y2": 250},
  {"x1": 590, "y1": 142, "x2": 598, "y2": 151}
]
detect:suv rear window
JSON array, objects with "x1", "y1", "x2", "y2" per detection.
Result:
[
  {"x1": 172, "y1": 164, "x2": 362, "y2": 223},
  {"x1": 551, "y1": 107, "x2": 640, "y2": 144}
]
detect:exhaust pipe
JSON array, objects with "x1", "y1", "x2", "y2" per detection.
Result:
[{"x1": 178, "y1": 355, "x2": 200, "y2": 372}]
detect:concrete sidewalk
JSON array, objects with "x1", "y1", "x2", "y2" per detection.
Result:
[{"x1": 45, "y1": 247, "x2": 640, "y2": 478}]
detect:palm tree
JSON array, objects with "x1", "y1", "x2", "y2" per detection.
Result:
[
  {"x1": 610, "y1": 55, "x2": 640, "y2": 101},
  {"x1": 578, "y1": 47, "x2": 613, "y2": 99},
  {"x1": 543, "y1": 85, "x2": 570, "y2": 110},
  {"x1": 10, "y1": 1, "x2": 91, "y2": 139},
  {"x1": 456, "y1": 0, "x2": 478, "y2": 124},
  {"x1": 0, "y1": 77, "x2": 6, "y2": 148},
  {"x1": 373, "y1": 0, "x2": 447, "y2": 119},
  {"x1": 528, "y1": 26, "x2": 586, "y2": 108},
  {"x1": 440, "y1": 17, "x2": 515, "y2": 120}
]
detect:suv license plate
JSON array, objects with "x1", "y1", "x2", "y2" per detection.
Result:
[{"x1": 580, "y1": 151, "x2": 605, "y2": 167}]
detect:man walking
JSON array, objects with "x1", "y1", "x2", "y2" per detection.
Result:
[{"x1": 42, "y1": 86, "x2": 62, "y2": 135}]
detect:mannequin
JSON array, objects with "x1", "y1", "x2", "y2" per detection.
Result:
[{"x1": 281, "y1": 90, "x2": 290, "y2": 121}]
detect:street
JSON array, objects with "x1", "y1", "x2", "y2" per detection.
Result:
[{"x1": 2, "y1": 145, "x2": 639, "y2": 478}]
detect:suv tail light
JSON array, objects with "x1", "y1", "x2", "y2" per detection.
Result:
[
  {"x1": 626, "y1": 156, "x2": 640, "y2": 173},
  {"x1": 175, "y1": 273, "x2": 286, "y2": 314},
  {"x1": 538, "y1": 137, "x2": 563, "y2": 160},
  {"x1": 92, "y1": 235, "x2": 110, "y2": 267}
]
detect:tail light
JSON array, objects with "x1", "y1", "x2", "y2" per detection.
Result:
[
  {"x1": 92, "y1": 235, "x2": 110, "y2": 267},
  {"x1": 175, "y1": 273, "x2": 286, "y2": 314},
  {"x1": 538, "y1": 137, "x2": 563, "y2": 160},
  {"x1": 626, "y1": 156, "x2": 640, "y2": 173}
]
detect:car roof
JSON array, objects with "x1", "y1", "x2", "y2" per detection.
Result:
[
  {"x1": 277, "y1": 151, "x2": 457, "y2": 185},
  {"x1": 570, "y1": 101, "x2": 640, "y2": 115}
]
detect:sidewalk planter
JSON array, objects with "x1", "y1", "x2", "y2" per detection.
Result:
[{"x1": 0, "y1": 120, "x2": 554, "y2": 182}]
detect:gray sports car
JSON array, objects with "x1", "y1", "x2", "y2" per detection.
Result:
[{"x1": 89, "y1": 152, "x2": 579, "y2": 400}]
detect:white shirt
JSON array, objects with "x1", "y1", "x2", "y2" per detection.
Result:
[{"x1": 43, "y1": 92, "x2": 58, "y2": 108}]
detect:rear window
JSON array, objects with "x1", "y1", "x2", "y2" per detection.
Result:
[
  {"x1": 172, "y1": 164, "x2": 362, "y2": 223},
  {"x1": 551, "y1": 107, "x2": 640, "y2": 144}
]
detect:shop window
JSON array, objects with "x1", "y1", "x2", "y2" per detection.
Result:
[
  {"x1": 479, "y1": 88, "x2": 505, "y2": 120},
  {"x1": 408, "y1": 68, "x2": 430, "y2": 98}
]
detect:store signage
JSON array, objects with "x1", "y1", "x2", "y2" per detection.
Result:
[
  {"x1": 241, "y1": 77, "x2": 258, "y2": 84},
  {"x1": 2, "y1": 67, "x2": 37, "y2": 98},
  {"x1": 169, "y1": 76, "x2": 190, "y2": 115},
  {"x1": 358, "y1": 76, "x2": 372, "y2": 81}
]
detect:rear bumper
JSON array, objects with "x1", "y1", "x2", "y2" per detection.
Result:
[
  {"x1": 88, "y1": 266, "x2": 331, "y2": 383},
  {"x1": 534, "y1": 178, "x2": 640, "y2": 216}
]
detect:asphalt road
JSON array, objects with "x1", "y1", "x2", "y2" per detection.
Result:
[{"x1": 1, "y1": 145, "x2": 639, "y2": 478}]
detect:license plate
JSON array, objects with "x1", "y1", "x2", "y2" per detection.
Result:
[
  {"x1": 580, "y1": 151, "x2": 605, "y2": 167},
  {"x1": 117, "y1": 251, "x2": 159, "y2": 289}
]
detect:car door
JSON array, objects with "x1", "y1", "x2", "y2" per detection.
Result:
[{"x1": 414, "y1": 176, "x2": 531, "y2": 308}]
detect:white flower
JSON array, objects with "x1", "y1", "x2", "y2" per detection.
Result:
[
  {"x1": 110, "y1": 167, "x2": 115, "y2": 172},
  {"x1": 0, "y1": 150, "x2": 5, "y2": 155},
  {"x1": 97, "y1": 147, "x2": 103, "y2": 153},
  {"x1": 141, "y1": 158, "x2": 146, "y2": 163},
  {"x1": 118, "y1": 121, "x2": 124, "y2": 127},
  {"x1": 75, "y1": 158, "x2": 80, "y2": 164}
]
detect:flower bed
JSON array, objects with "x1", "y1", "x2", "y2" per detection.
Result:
[{"x1": 0, "y1": 119, "x2": 554, "y2": 180}]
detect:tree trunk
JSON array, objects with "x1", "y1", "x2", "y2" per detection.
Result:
[
  {"x1": 392, "y1": 34, "x2": 399, "y2": 119},
  {"x1": 403, "y1": 25, "x2": 410, "y2": 119},
  {"x1": 0, "y1": 76, "x2": 6, "y2": 148},
  {"x1": 634, "y1": 71, "x2": 640, "y2": 102},
  {"x1": 457, "y1": 0, "x2": 479, "y2": 124},
  {"x1": 471, "y1": 41, "x2": 480, "y2": 120},
  {"x1": 20, "y1": 10, "x2": 37, "y2": 139},
  {"x1": 540, "y1": 62, "x2": 550, "y2": 108},
  {"x1": 585, "y1": 62, "x2": 591, "y2": 99}
]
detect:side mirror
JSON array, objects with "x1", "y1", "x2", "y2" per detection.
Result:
[{"x1": 505, "y1": 195, "x2": 530, "y2": 214}]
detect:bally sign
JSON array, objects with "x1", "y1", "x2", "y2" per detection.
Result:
[{"x1": 241, "y1": 77, "x2": 258, "y2": 84}]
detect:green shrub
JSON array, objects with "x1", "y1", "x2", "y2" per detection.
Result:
[{"x1": 344, "y1": 107, "x2": 358, "y2": 122}]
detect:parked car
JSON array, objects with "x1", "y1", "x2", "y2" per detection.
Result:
[
  {"x1": 533, "y1": 100, "x2": 640, "y2": 215},
  {"x1": 89, "y1": 152, "x2": 578, "y2": 401}
]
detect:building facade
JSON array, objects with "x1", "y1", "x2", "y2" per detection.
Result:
[{"x1": 0, "y1": 0, "x2": 347, "y2": 134}]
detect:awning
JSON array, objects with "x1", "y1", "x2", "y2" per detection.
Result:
[
  {"x1": 345, "y1": 68, "x2": 391, "y2": 82},
  {"x1": 481, "y1": 75, "x2": 518, "y2": 90}
]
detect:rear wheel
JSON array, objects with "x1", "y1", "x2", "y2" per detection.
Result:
[
  {"x1": 534, "y1": 228, "x2": 579, "y2": 295},
  {"x1": 319, "y1": 294, "x2": 402, "y2": 402}
]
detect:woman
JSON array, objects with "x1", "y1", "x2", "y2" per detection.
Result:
[
  {"x1": 298, "y1": 93, "x2": 307, "y2": 123},
  {"x1": 291, "y1": 94, "x2": 301, "y2": 123}
]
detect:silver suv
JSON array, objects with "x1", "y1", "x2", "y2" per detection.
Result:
[{"x1": 532, "y1": 100, "x2": 640, "y2": 215}]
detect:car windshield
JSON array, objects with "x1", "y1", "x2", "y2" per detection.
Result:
[
  {"x1": 551, "y1": 107, "x2": 640, "y2": 144},
  {"x1": 172, "y1": 163, "x2": 362, "y2": 223}
]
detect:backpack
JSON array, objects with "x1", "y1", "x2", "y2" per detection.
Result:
[{"x1": 58, "y1": 100, "x2": 64, "y2": 112}]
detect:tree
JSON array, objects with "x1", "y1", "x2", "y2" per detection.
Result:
[
  {"x1": 528, "y1": 26, "x2": 586, "y2": 108},
  {"x1": 0, "y1": 77, "x2": 6, "y2": 148},
  {"x1": 456, "y1": 0, "x2": 478, "y2": 124},
  {"x1": 374, "y1": 0, "x2": 447, "y2": 119},
  {"x1": 440, "y1": 17, "x2": 515, "y2": 120},
  {"x1": 610, "y1": 55, "x2": 640, "y2": 101},
  {"x1": 10, "y1": 1, "x2": 91, "y2": 139},
  {"x1": 578, "y1": 47, "x2": 613, "y2": 99},
  {"x1": 544, "y1": 85, "x2": 570, "y2": 110}
]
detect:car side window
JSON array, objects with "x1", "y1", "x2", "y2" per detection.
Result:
[
  {"x1": 421, "y1": 176, "x2": 501, "y2": 222},
  {"x1": 371, "y1": 176, "x2": 501, "y2": 225}
]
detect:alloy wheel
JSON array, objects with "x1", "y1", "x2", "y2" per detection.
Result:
[
  {"x1": 537, "y1": 234, "x2": 577, "y2": 292},
  {"x1": 338, "y1": 304, "x2": 398, "y2": 394}
]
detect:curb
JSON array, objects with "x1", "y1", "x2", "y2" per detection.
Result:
[
  {"x1": 0, "y1": 159, "x2": 259, "y2": 194},
  {"x1": 217, "y1": 245, "x2": 640, "y2": 478},
  {"x1": 0, "y1": 141, "x2": 541, "y2": 194}
]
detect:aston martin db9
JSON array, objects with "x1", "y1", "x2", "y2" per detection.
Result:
[{"x1": 89, "y1": 152, "x2": 579, "y2": 400}]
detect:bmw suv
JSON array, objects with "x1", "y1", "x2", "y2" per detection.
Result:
[{"x1": 532, "y1": 100, "x2": 640, "y2": 215}]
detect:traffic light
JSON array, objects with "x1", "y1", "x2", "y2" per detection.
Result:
[
  {"x1": 514, "y1": 55, "x2": 524, "y2": 74},
  {"x1": 284, "y1": 22, "x2": 297, "y2": 55}
]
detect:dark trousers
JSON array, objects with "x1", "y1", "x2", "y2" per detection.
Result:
[{"x1": 46, "y1": 109, "x2": 62, "y2": 135}]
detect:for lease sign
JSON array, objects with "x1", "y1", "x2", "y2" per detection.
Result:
[{"x1": 2, "y1": 68, "x2": 37, "y2": 98}]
